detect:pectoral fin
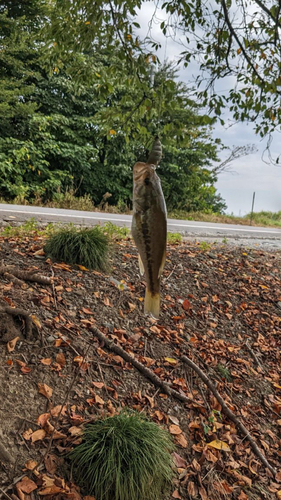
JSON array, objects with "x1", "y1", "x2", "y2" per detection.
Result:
[
  {"x1": 138, "y1": 254, "x2": 145, "y2": 276},
  {"x1": 158, "y1": 250, "x2": 166, "y2": 278}
]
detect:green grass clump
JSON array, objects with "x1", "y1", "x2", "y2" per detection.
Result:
[
  {"x1": 44, "y1": 225, "x2": 109, "y2": 271},
  {"x1": 69, "y1": 410, "x2": 174, "y2": 500}
]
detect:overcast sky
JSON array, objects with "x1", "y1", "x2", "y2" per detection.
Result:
[{"x1": 137, "y1": 4, "x2": 281, "y2": 216}]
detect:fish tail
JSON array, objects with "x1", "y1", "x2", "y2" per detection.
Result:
[{"x1": 144, "y1": 288, "x2": 160, "y2": 319}]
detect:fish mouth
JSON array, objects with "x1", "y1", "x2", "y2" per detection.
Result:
[{"x1": 133, "y1": 162, "x2": 155, "y2": 184}]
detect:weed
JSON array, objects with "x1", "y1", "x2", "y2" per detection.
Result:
[
  {"x1": 2, "y1": 218, "x2": 39, "y2": 237},
  {"x1": 44, "y1": 225, "x2": 110, "y2": 271},
  {"x1": 69, "y1": 410, "x2": 174, "y2": 500},
  {"x1": 167, "y1": 232, "x2": 182, "y2": 244},
  {"x1": 199, "y1": 241, "x2": 211, "y2": 251},
  {"x1": 102, "y1": 222, "x2": 130, "y2": 240},
  {"x1": 222, "y1": 237, "x2": 228, "y2": 244},
  {"x1": 216, "y1": 364, "x2": 232, "y2": 382}
]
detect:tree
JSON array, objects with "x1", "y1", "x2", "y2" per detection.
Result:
[{"x1": 49, "y1": 1, "x2": 281, "y2": 162}]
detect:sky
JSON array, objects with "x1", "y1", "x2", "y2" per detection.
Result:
[{"x1": 136, "y1": 3, "x2": 281, "y2": 216}]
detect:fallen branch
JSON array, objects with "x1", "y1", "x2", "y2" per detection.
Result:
[
  {"x1": 0, "y1": 265, "x2": 52, "y2": 285},
  {"x1": 0, "y1": 306, "x2": 33, "y2": 339},
  {"x1": 181, "y1": 355, "x2": 276, "y2": 476},
  {"x1": 91, "y1": 326, "x2": 193, "y2": 405}
]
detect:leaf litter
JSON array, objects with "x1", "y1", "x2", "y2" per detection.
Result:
[{"x1": 0, "y1": 233, "x2": 280, "y2": 499}]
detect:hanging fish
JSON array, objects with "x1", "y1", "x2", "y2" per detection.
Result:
[{"x1": 131, "y1": 137, "x2": 167, "y2": 319}]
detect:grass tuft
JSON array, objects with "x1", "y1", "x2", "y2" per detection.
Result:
[
  {"x1": 69, "y1": 410, "x2": 174, "y2": 499},
  {"x1": 44, "y1": 225, "x2": 109, "y2": 271}
]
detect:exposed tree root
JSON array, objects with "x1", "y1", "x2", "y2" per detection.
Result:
[
  {"x1": 181, "y1": 355, "x2": 276, "y2": 476},
  {"x1": 0, "y1": 306, "x2": 33, "y2": 340},
  {"x1": 91, "y1": 326, "x2": 192, "y2": 404},
  {"x1": 0, "y1": 265, "x2": 52, "y2": 285},
  {"x1": 91, "y1": 326, "x2": 277, "y2": 477}
]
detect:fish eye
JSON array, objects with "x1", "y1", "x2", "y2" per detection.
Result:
[{"x1": 144, "y1": 177, "x2": 150, "y2": 186}]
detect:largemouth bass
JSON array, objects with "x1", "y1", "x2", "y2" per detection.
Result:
[{"x1": 131, "y1": 138, "x2": 167, "y2": 319}]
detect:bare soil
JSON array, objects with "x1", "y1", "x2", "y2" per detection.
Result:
[{"x1": 0, "y1": 233, "x2": 280, "y2": 500}]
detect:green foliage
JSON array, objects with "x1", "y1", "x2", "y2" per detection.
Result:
[
  {"x1": 44, "y1": 226, "x2": 109, "y2": 271},
  {"x1": 69, "y1": 410, "x2": 174, "y2": 499},
  {"x1": 199, "y1": 241, "x2": 211, "y2": 252},
  {"x1": 102, "y1": 222, "x2": 130, "y2": 240},
  {"x1": 167, "y1": 232, "x2": 182, "y2": 244},
  {"x1": 216, "y1": 364, "x2": 232, "y2": 382},
  {"x1": 49, "y1": 0, "x2": 281, "y2": 152}
]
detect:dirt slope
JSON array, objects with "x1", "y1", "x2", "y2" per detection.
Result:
[{"x1": 0, "y1": 233, "x2": 280, "y2": 499}]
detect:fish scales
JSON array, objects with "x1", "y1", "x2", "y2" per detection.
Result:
[{"x1": 131, "y1": 159, "x2": 167, "y2": 319}]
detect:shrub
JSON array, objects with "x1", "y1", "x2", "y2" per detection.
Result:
[
  {"x1": 69, "y1": 410, "x2": 174, "y2": 499},
  {"x1": 44, "y1": 225, "x2": 109, "y2": 271}
]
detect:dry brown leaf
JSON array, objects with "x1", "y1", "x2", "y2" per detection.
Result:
[
  {"x1": 24, "y1": 459, "x2": 38, "y2": 470},
  {"x1": 40, "y1": 358, "x2": 52, "y2": 366},
  {"x1": 31, "y1": 429, "x2": 46, "y2": 443},
  {"x1": 92, "y1": 381, "x2": 104, "y2": 389},
  {"x1": 169, "y1": 424, "x2": 182, "y2": 435},
  {"x1": 7, "y1": 336, "x2": 20, "y2": 353},
  {"x1": 16, "y1": 476, "x2": 37, "y2": 493},
  {"x1": 187, "y1": 482, "x2": 197, "y2": 497},
  {"x1": 172, "y1": 452, "x2": 187, "y2": 468},
  {"x1": 38, "y1": 382, "x2": 53, "y2": 399},
  {"x1": 56, "y1": 352, "x2": 66, "y2": 366},
  {"x1": 22, "y1": 428, "x2": 33, "y2": 441},
  {"x1": 68, "y1": 426, "x2": 83, "y2": 437},
  {"x1": 175, "y1": 433, "x2": 188, "y2": 448},
  {"x1": 172, "y1": 490, "x2": 181, "y2": 499},
  {"x1": 238, "y1": 492, "x2": 248, "y2": 500},
  {"x1": 39, "y1": 486, "x2": 63, "y2": 495},
  {"x1": 31, "y1": 314, "x2": 42, "y2": 329},
  {"x1": 37, "y1": 412, "x2": 50, "y2": 427},
  {"x1": 95, "y1": 394, "x2": 105, "y2": 405},
  {"x1": 50, "y1": 404, "x2": 67, "y2": 417}
]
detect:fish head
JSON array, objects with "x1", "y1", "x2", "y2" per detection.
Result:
[{"x1": 133, "y1": 162, "x2": 160, "y2": 208}]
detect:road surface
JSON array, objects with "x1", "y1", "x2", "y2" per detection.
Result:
[{"x1": 0, "y1": 203, "x2": 280, "y2": 248}]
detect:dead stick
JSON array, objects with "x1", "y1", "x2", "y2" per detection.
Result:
[
  {"x1": 0, "y1": 266, "x2": 52, "y2": 285},
  {"x1": 245, "y1": 340, "x2": 264, "y2": 372},
  {"x1": 91, "y1": 326, "x2": 193, "y2": 405},
  {"x1": 181, "y1": 355, "x2": 276, "y2": 476}
]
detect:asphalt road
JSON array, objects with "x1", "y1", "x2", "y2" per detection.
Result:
[{"x1": 0, "y1": 203, "x2": 280, "y2": 248}]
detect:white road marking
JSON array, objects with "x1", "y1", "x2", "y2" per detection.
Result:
[{"x1": 0, "y1": 208, "x2": 280, "y2": 235}]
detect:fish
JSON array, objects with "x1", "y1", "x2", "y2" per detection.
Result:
[{"x1": 131, "y1": 137, "x2": 167, "y2": 319}]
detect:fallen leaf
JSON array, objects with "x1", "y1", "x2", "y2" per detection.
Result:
[
  {"x1": 38, "y1": 383, "x2": 53, "y2": 399},
  {"x1": 207, "y1": 439, "x2": 230, "y2": 451},
  {"x1": 68, "y1": 426, "x2": 83, "y2": 437},
  {"x1": 31, "y1": 429, "x2": 46, "y2": 443},
  {"x1": 187, "y1": 482, "x2": 197, "y2": 497},
  {"x1": 56, "y1": 352, "x2": 66, "y2": 366},
  {"x1": 38, "y1": 486, "x2": 63, "y2": 495},
  {"x1": 164, "y1": 357, "x2": 178, "y2": 365},
  {"x1": 175, "y1": 433, "x2": 188, "y2": 448},
  {"x1": 95, "y1": 394, "x2": 105, "y2": 405},
  {"x1": 169, "y1": 424, "x2": 182, "y2": 435},
  {"x1": 82, "y1": 307, "x2": 94, "y2": 315},
  {"x1": 172, "y1": 452, "x2": 187, "y2": 468},
  {"x1": 37, "y1": 413, "x2": 50, "y2": 427},
  {"x1": 24, "y1": 459, "x2": 38, "y2": 470},
  {"x1": 40, "y1": 358, "x2": 52, "y2": 366},
  {"x1": 16, "y1": 476, "x2": 37, "y2": 493},
  {"x1": 78, "y1": 265, "x2": 89, "y2": 271},
  {"x1": 22, "y1": 428, "x2": 33, "y2": 440},
  {"x1": 7, "y1": 336, "x2": 20, "y2": 353},
  {"x1": 172, "y1": 490, "x2": 181, "y2": 499},
  {"x1": 182, "y1": 299, "x2": 191, "y2": 310},
  {"x1": 92, "y1": 381, "x2": 104, "y2": 389},
  {"x1": 31, "y1": 315, "x2": 42, "y2": 329}
]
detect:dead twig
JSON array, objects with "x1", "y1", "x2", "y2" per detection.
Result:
[
  {"x1": 49, "y1": 265, "x2": 57, "y2": 310},
  {"x1": 181, "y1": 355, "x2": 276, "y2": 477}
]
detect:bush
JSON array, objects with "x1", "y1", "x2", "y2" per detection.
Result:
[
  {"x1": 44, "y1": 225, "x2": 109, "y2": 271},
  {"x1": 69, "y1": 410, "x2": 174, "y2": 499}
]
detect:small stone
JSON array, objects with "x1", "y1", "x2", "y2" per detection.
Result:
[{"x1": 47, "y1": 335, "x2": 55, "y2": 343}]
